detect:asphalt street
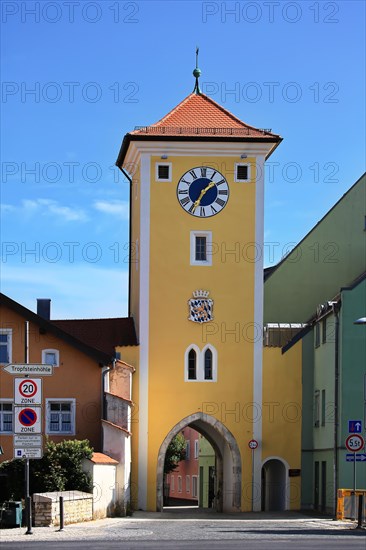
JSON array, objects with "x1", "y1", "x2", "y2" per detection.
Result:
[{"x1": 1, "y1": 510, "x2": 365, "y2": 550}]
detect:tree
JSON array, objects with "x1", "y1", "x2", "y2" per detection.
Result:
[
  {"x1": 164, "y1": 433, "x2": 186, "y2": 475},
  {"x1": 0, "y1": 439, "x2": 93, "y2": 501}
]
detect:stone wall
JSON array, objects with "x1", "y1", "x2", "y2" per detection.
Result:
[{"x1": 33, "y1": 491, "x2": 93, "y2": 527}]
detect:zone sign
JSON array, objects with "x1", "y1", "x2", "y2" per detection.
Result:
[{"x1": 14, "y1": 378, "x2": 42, "y2": 405}]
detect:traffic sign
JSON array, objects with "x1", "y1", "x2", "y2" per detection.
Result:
[
  {"x1": 346, "y1": 453, "x2": 366, "y2": 462},
  {"x1": 13, "y1": 435, "x2": 43, "y2": 448},
  {"x1": 14, "y1": 378, "x2": 42, "y2": 405},
  {"x1": 14, "y1": 448, "x2": 43, "y2": 459},
  {"x1": 248, "y1": 439, "x2": 258, "y2": 450},
  {"x1": 348, "y1": 420, "x2": 362, "y2": 434},
  {"x1": 2, "y1": 364, "x2": 53, "y2": 376},
  {"x1": 14, "y1": 406, "x2": 42, "y2": 434},
  {"x1": 345, "y1": 434, "x2": 365, "y2": 452}
]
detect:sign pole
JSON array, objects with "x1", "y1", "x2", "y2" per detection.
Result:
[{"x1": 24, "y1": 321, "x2": 33, "y2": 535}]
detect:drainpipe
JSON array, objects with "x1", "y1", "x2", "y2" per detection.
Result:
[
  {"x1": 120, "y1": 166, "x2": 133, "y2": 319},
  {"x1": 332, "y1": 301, "x2": 340, "y2": 519}
]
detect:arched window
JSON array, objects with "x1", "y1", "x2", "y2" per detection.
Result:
[
  {"x1": 188, "y1": 349, "x2": 197, "y2": 380},
  {"x1": 204, "y1": 349, "x2": 213, "y2": 380}
]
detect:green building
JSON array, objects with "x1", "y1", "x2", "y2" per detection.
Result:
[{"x1": 264, "y1": 173, "x2": 366, "y2": 514}]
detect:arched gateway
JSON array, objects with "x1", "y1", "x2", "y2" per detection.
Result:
[{"x1": 156, "y1": 413, "x2": 242, "y2": 513}]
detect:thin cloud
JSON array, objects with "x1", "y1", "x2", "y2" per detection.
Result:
[
  {"x1": 20, "y1": 198, "x2": 88, "y2": 222},
  {"x1": 93, "y1": 200, "x2": 129, "y2": 219}
]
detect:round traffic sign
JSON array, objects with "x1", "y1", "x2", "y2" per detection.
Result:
[
  {"x1": 18, "y1": 408, "x2": 38, "y2": 427},
  {"x1": 345, "y1": 434, "x2": 364, "y2": 452},
  {"x1": 19, "y1": 379, "x2": 38, "y2": 398},
  {"x1": 248, "y1": 439, "x2": 258, "y2": 450}
]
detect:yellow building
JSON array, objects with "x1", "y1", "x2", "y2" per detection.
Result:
[{"x1": 116, "y1": 66, "x2": 301, "y2": 512}]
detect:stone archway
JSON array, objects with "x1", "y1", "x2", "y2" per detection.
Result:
[{"x1": 156, "y1": 412, "x2": 242, "y2": 513}]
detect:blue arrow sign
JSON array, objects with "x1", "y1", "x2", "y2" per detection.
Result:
[
  {"x1": 346, "y1": 453, "x2": 366, "y2": 462},
  {"x1": 348, "y1": 420, "x2": 362, "y2": 433}
]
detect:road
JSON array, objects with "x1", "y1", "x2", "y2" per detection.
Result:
[{"x1": 1, "y1": 510, "x2": 365, "y2": 549}]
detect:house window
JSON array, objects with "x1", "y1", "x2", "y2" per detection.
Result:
[
  {"x1": 188, "y1": 349, "x2": 197, "y2": 380},
  {"x1": 194, "y1": 439, "x2": 199, "y2": 459},
  {"x1": 186, "y1": 475, "x2": 190, "y2": 493},
  {"x1": 314, "y1": 390, "x2": 320, "y2": 427},
  {"x1": 170, "y1": 475, "x2": 174, "y2": 492},
  {"x1": 321, "y1": 389, "x2": 326, "y2": 426},
  {"x1": 0, "y1": 329, "x2": 12, "y2": 364},
  {"x1": 46, "y1": 399, "x2": 75, "y2": 434},
  {"x1": 235, "y1": 163, "x2": 250, "y2": 182},
  {"x1": 204, "y1": 349, "x2": 213, "y2": 380},
  {"x1": 192, "y1": 475, "x2": 198, "y2": 498},
  {"x1": 0, "y1": 401, "x2": 13, "y2": 433},
  {"x1": 190, "y1": 231, "x2": 212, "y2": 266},
  {"x1": 155, "y1": 162, "x2": 172, "y2": 182},
  {"x1": 42, "y1": 349, "x2": 59, "y2": 366},
  {"x1": 315, "y1": 324, "x2": 320, "y2": 348},
  {"x1": 185, "y1": 440, "x2": 190, "y2": 460},
  {"x1": 322, "y1": 318, "x2": 327, "y2": 344},
  {"x1": 178, "y1": 476, "x2": 182, "y2": 493}
]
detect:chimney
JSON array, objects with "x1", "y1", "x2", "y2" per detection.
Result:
[{"x1": 37, "y1": 299, "x2": 51, "y2": 320}]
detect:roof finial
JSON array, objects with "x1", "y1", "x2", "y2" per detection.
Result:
[{"x1": 192, "y1": 46, "x2": 201, "y2": 95}]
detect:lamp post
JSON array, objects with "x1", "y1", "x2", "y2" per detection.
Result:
[{"x1": 352, "y1": 316, "x2": 366, "y2": 527}]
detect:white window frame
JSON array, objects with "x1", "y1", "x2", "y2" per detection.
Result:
[
  {"x1": 0, "y1": 329, "x2": 12, "y2": 364},
  {"x1": 185, "y1": 440, "x2": 191, "y2": 460},
  {"x1": 186, "y1": 475, "x2": 190, "y2": 493},
  {"x1": 190, "y1": 231, "x2": 213, "y2": 266},
  {"x1": 0, "y1": 399, "x2": 13, "y2": 433},
  {"x1": 234, "y1": 162, "x2": 250, "y2": 182},
  {"x1": 46, "y1": 398, "x2": 75, "y2": 435},
  {"x1": 155, "y1": 162, "x2": 172, "y2": 182},
  {"x1": 42, "y1": 349, "x2": 60, "y2": 367},
  {"x1": 184, "y1": 344, "x2": 218, "y2": 382},
  {"x1": 192, "y1": 475, "x2": 198, "y2": 498},
  {"x1": 194, "y1": 439, "x2": 199, "y2": 459},
  {"x1": 170, "y1": 475, "x2": 175, "y2": 492}
]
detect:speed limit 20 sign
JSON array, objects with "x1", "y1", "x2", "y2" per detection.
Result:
[
  {"x1": 14, "y1": 378, "x2": 42, "y2": 405},
  {"x1": 345, "y1": 434, "x2": 365, "y2": 452}
]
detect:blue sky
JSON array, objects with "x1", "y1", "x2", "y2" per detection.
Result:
[{"x1": 1, "y1": 0, "x2": 365, "y2": 318}]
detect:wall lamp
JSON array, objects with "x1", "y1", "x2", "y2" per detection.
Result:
[
  {"x1": 354, "y1": 317, "x2": 366, "y2": 324},
  {"x1": 240, "y1": 153, "x2": 247, "y2": 159},
  {"x1": 161, "y1": 155, "x2": 168, "y2": 160}
]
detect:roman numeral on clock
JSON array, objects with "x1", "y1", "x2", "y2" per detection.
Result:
[
  {"x1": 216, "y1": 179, "x2": 226, "y2": 186},
  {"x1": 215, "y1": 198, "x2": 225, "y2": 207},
  {"x1": 218, "y1": 190, "x2": 228, "y2": 195},
  {"x1": 200, "y1": 167, "x2": 207, "y2": 178},
  {"x1": 180, "y1": 197, "x2": 190, "y2": 207},
  {"x1": 210, "y1": 205, "x2": 217, "y2": 215},
  {"x1": 178, "y1": 190, "x2": 189, "y2": 195},
  {"x1": 189, "y1": 170, "x2": 197, "y2": 180},
  {"x1": 200, "y1": 207, "x2": 206, "y2": 217}
]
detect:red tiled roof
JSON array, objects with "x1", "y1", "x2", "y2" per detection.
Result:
[
  {"x1": 52, "y1": 317, "x2": 137, "y2": 357},
  {"x1": 131, "y1": 93, "x2": 278, "y2": 138},
  {"x1": 90, "y1": 452, "x2": 119, "y2": 465}
]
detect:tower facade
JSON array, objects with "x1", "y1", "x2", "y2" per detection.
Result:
[{"x1": 116, "y1": 75, "x2": 284, "y2": 512}]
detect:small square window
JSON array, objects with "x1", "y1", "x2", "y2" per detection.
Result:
[
  {"x1": 155, "y1": 162, "x2": 172, "y2": 182},
  {"x1": 0, "y1": 401, "x2": 13, "y2": 433},
  {"x1": 47, "y1": 399, "x2": 74, "y2": 434},
  {"x1": 235, "y1": 163, "x2": 250, "y2": 182},
  {"x1": 42, "y1": 349, "x2": 59, "y2": 366}
]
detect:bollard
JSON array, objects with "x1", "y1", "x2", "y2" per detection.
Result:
[
  {"x1": 59, "y1": 496, "x2": 64, "y2": 531},
  {"x1": 356, "y1": 494, "x2": 364, "y2": 529}
]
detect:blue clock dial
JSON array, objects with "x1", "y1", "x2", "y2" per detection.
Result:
[{"x1": 177, "y1": 166, "x2": 229, "y2": 217}]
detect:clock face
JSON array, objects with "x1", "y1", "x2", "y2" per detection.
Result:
[{"x1": 177, "y1": 166, "x2": 229, "y2": 217}]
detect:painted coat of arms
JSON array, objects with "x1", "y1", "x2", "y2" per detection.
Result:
[{"x1": 188, "y1": 290, "x2": 214, "y2": 323}]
